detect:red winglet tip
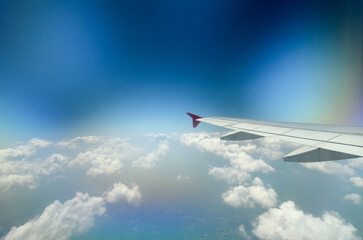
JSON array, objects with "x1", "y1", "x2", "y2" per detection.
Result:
[{"x1": 186, "y1": 113, "x2": 202, "y2": 128}]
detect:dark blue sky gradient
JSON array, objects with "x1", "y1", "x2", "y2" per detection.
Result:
[{"x1": 0, "y1": 0, "x2": 362, "y2": 140}]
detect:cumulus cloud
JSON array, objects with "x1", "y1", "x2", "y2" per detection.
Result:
[
  {"x1": 179, "y1": 133, "x2": 279, "y2": 210},
  {"x1": 0, "y1": 174, "x2": 36, "y2": 191},
  {"x1": 132, "y1": 141, "x2": 169, "y2": 169},
  {"x1": 105, "y1": 182, "x2": 142, "y2": 205},
  {"x1": 56, "y1": 136, "x2": 115, "y2": 150},
  {"x1": 145, "y1": 133, "x2": 170, "y2": 139},
  {"x1": 179, "y1": 132, "x2": 295, "y2": 161},
  {"x1": 27, "y1": 138, "x2": 52, "y2": 148},
  {"x1": 180, "y1": 132, "x2": 274, "y2": 174},
  {"x1": 344, "y1": 194, "x2": 361, "y2": 205},
  {"x1": 70, "y1": 136, "x2": 101, "y2": 144},
  {"x1": 55, "y1": 136, "x2": 102, "y2": 149},
  {"x1": 253, "y1": 137, "x2": 298, "y2": 161},
  {"x1": 252, "y1": 201, "x2": 360, "y2": 240},
  {"x1": 0, "y1": 136, "x2": 143, "y2": 189},
  {"x1": 209, "y1": 166, "x2": 251, "y2": 184},
  {"x1": 4, "y1": 180, "x2": 144, "y2": 239},
  {"x1": 0, "y1": 143, "x2": 35, "y2": 161},
  {"x1": 222, "y1": 178, "x2": 277, "y2": 208},
  {"x1": 0, "y1": 138, "x2": 54, "y2": 160},
  {"x1": 69, "y1": 138, "x2": 139, "y2": 176},
  {"x1": 0, "y1": 152, "x2": 67, "y2": 191},
  {"x1": 4, "y1": 192, "x2": 106, "y2": 240},
  {"x1": 41, "y1": 154, "x2": 68, "y2": 175},
  {"x1": 350, "y1": 176, "x2": 363, "y2": 188},
  {"x1": 0, "y1": 138, "x2": 71, "y2": 190}
]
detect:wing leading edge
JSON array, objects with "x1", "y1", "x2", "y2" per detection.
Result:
[{"x1": 187, "y1": 113, "x2": 363, "y2": 162}]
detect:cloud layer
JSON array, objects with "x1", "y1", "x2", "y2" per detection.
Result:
[
  {"x1": 1, "y1": 133, "x2": 362, "y2": 239},
  {"x1": 0, "y1": 136, "x2": 168, "y2": 190}
]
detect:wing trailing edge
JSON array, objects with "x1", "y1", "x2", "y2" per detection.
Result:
[{"x1": 220, "y1": 131, "x2": 263, "y2": 141}]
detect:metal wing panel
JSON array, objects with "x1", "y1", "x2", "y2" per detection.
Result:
[
  {"x1": 329, "y1": 134, "x2": 363, "y2": 146},
  {"x1": 193, "y1": 115, "x2": 363, "y2": 161},
  {"x1": 283, "y1": 129, "x2": 340, "y2": 141},
  {"x1": 209, "y1": 117, "x2": 363, "y2": 135},
  {"x1": 256, "y1": 126, "x2": 292, "y2": 134},
  {"x1": 198, "y1": 118, "x2": 241, "y2": 129}
]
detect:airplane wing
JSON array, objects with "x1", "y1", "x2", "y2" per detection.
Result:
[{"x1": 187, "y1": 113, "x2": 363, "y2": 162}]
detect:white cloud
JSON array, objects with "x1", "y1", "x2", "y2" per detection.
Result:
[
  {"x1": 145, "y1": 133, "x2": 170, "y2": 139},
  {"x1": 252, "y1": 201, "x2": 360, "y2": 240},
  {"x1": 180, "y1": 133, "x2": 274, "y2": 174},
  {"x1": 69, "y1": 138, "x2": 139, "y2": 176},
  {"x1": 132, "y1": 141, "x2": 169, "y2": 169},
  {"x1": 239, "y1": 224, "x2": 251, "y2": 240},
  {"x1": 70, "y1": 136, "x2": 101, "y2": 144},
  {"x1": 231, "y1": 157, "x2": 274, "y2": 173},
  {"x1": 86, "y1": 156, "x2": 124, "y2": 177},
  {"x1": 177, "y1": 175, "x2": 190, "y2": 181},
  {"x1": 41, "y1": 154, "x2": 68, "y2": 175},
  {"x1": 179, "y1": 133, "x2": 279, "y2": 210},
  {"x1": 4, "y1": 192, "x2": 106, "y2": 240},
  {"x1": 0, "y1": 144, "x2": 34, "y2": 160},
  {"x1": 56, "y1": 141, "x2": 77, "y2": 149},
  {"x1": 0, "y1": 174, "x2": 36, "y2": 191},
  {"x1": 350, "y1": 176, "x2": 363, "y2": 188},
  {"x1": 0, "y1": 152, "x2": 67, "y2": 191},
  {"x1": 28, "y1": 138, "x2": 52, "y2": 148},
  {"x1": 252, "y1": 137, "x2": 299, "y2": 161},
  {"x1": 0, "y1": 136, "x2": 142, "y2": 190},
  {"x1": 222, "y1": 178, "x2": 277, "y2": 208},
  {"x1": 3, "y1": 177, "x2": 144, "y2": 239},
  {"x1": 209, "y1": 166, "x2": 250, "y2": 184},
  {"x1": 105, "y1": 182, "x2": 142, "y2": 206},
  {"x1": 0, "y1": 138, "x2": 53, "y2": 161},
  {"x1": 344, "y1": 194, "x2": 361, "y2": 205},
  {"x1": 56, "y1": 136, "x2": 109, "y2": 149},
  {"x1": 301, "y1": 162, "x2": 355, "y2": 176}
]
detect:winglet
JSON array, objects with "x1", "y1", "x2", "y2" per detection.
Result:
[{"x1": 187, "y1": 113, "x2": 202, "y2": 128}]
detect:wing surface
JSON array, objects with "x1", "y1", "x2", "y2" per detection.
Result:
[{"x1": 187, "y1": 113, "x2": 363, "y2": 162}]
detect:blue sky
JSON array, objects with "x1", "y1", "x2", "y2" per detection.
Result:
[{"x1": 0, "y1": 0, "x2": 362, "y2": 142}]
